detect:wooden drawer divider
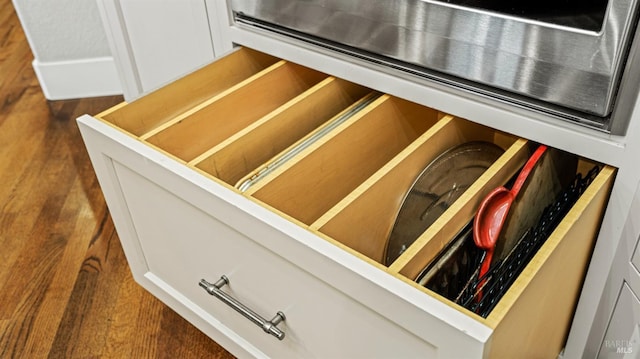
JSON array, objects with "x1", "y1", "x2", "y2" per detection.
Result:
[
  {"x1": 190, "y1": 77, "x2": 370, "y2": 186},
  {"x1": 142, "y1": 61, "x2": 328, "y2": 162},
  {"x1": 245, "y1": 95, "x2": 441, "y2": 225},
  {"x1": 101, "y1": 47, "x2": 279, "y2": 136}
]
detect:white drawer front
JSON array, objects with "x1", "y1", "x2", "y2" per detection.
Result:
[{"x1": 110, "y1": 160, "x2": 440, "y2": 358}]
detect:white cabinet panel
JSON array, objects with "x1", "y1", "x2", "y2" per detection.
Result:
[
  {"x1": 96, "y1": 0, "x2": 214, "y2": 99},
  {"x1": 598, "y1": 283, "x2": 640, "y2": 358},
  {"x1": 205, "y1": 0, "x2": 234, "y2": 56},
  {"x1": 630, "y1": 180, "x2": 640, "y2": 273},
  {"x1": 118, "y1": 0, "x2": 214, "y2": 94},
  {"x1": 633, "y1": 235, "x2": 640, "y2": 275}
]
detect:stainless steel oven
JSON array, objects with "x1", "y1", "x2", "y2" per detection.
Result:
[{"x1": 230, "y1": 0, "x2": 640, "y2": 134}]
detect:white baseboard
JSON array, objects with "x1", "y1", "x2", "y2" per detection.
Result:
[{"x1": 32, "y1": 57, "x2": 123, "y2": 100}]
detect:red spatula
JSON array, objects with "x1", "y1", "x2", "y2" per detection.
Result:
[{"x1": 473, "y1": 145, "x2": 547, "y2": 280}]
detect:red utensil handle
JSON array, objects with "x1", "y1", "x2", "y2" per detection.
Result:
[
  {"x1": 511, "y1": 145, "x2": 547, "y2": 195},
  {"x1": 476, "y1": 249, "x2": 493, "y2": 302},
  {"x1": 479, "y1": 249, "x2": 493, "y2": 279}
]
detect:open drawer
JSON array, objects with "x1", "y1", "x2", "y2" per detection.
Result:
[{"x1": 78, "y1": 47, "x2": 615, "y2": 358}]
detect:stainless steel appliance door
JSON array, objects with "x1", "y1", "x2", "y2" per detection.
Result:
[{"x1": 230, "y1": 0, "x2": 639, "y2": 118}]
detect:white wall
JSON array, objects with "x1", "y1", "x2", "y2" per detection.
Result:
[{"x1": 13, "y1": 0, "x2": 122, "y2": 100}]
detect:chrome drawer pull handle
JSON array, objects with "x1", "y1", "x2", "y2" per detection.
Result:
[{"x1": 199, "y1": 276, "x2": 286, "y2": 340}]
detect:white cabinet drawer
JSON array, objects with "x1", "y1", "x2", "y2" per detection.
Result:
[
  {"x1": 111, "y1": 161, "x2": 437, "y2": 358},
  {"x1": 78, "y1": 47, "x2": 615, "y2": 358},
  {"x1": 598, "y1": 283, "x2": 640, "y2": 357}
]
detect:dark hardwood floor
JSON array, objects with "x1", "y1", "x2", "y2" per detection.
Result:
[{"x1": 1, "y1": 2, "x2": 233, "y2": 358}]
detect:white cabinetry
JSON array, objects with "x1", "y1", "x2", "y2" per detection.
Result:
[
  {"x1": 582, "y1": 171, "x2": 640, "y2": 357},
  {"x1": 92, "y1": 2, "x2": 640, "y2": 358},
  {"x1": 598, "y1": 284, "x2": 640, "y2": 357},
  {"x1": 79, "y1": 46, "x2": 615, "y2": 358},
  {"x1": 96, "y1": 0, "x2": 220, "y2": 101},
  {"x1": 630, "y1": 182, "x2": 640, "y2": 275}
]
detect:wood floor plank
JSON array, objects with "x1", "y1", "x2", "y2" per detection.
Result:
[
  {"x1": 0, "y1": 91, "x2": 53, "y2": 275},
  {"x1": 102, "y1": 274, "x2": 152, "y2": 358},
  {"x1": 47, "y1": 217, "x2": 120, "y2": 358},
  {"x1": 0, "y1": 1, "x2": 234, "y2": 358},
  {"x1": 0, "y1": 118, "x2": 78, "y2": 318},
  {"x1": 21, "y1": 182, "x2": 112, "y2": 356},
  {"x1": 156, "y1": 304, "x2": 236, "y2": 358}
]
